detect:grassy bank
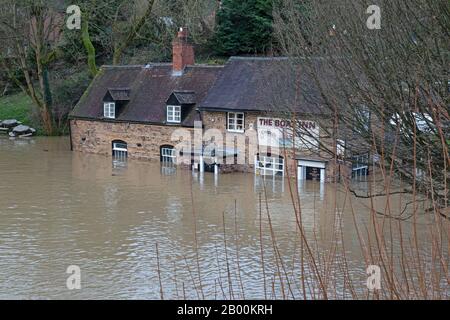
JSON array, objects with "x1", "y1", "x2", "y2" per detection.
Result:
[{"x1": 0, "y1": 93, "x2": 43, "y2": 134}]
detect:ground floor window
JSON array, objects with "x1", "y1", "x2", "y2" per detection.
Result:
[
  {"x1": 352, "y1": 154, "x2": 369, "y2": 179},
  {"x1": 255, "y1": 154, "x2": 284, "y2": 176},
  {"x1": 112, "y1": 140, "x2": 128, "y2": 162},
  {"x1": 161, "y1": 145, "x2": 176, "y2": 163},
  {"x1": 297, "y1": 159, "x2": 326, "y2": 182}
]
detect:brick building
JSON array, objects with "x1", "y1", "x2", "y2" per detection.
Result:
[{"x1": 69, "y1": 28, "x2": 350, "y2": 182}]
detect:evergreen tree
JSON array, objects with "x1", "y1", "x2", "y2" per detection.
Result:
[{"x1": 213, "y1": 0, "x2": 274, "y2": 56}]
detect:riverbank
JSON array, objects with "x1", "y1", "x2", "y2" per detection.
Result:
[{"x1": 0, "y1": 93, "x2": 44, "y2": 135}]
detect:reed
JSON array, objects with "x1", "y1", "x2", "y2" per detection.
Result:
[{"x1": 156, "y1": 144, "x2": 448, "y2": 299}]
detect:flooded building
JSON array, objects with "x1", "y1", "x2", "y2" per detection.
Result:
[{"x1": 69, "y1": 28, "x2": 349, "y2": 182}]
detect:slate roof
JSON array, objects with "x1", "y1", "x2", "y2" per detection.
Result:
[
  {"x1": 70, "y1": 57, "x2": 330, "y2": 127},
  {"x1": 171, "y1": 91, "x2": 196, "y2": 104},
  {"x1": 70, "y1": 64, "x2": 223, "y2": 126},
  {"x1": 199, "y1": 57, "x2": 327, "y2": 114},
  {"x1": 108, "y1": 88, "x2": 131, "y2": 101}
]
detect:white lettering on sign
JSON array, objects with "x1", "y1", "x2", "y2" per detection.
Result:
[{"x1": 257, "y1": 117, "x2": 319, "y2": 150}]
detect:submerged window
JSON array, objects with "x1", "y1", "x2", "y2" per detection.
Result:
[
  {"x1": 167, "y1": 105, "x2": 181, "y2": 123},
  {"x1": 104, "y1": 102, "x2": 116, "y2": 119},
  {"x1": 255, "y1": 154, "x2": 284, "y2": 176},
  {"x1": 112, "y1": 140, "x2": 127, "y2": 162},
  {"x1": 161, "y1": 146, "x2": 176, "y2": 163},
  {"x1": 352, "y1": 154, "x2": 369, "y2": 179},
  {"x1": 227, "y1": 112, "x2": 244, "y2": 132}
]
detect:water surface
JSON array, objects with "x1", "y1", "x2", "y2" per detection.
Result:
[{"x1": 0, "y1": 137, "x2": 445, "y2": 299}]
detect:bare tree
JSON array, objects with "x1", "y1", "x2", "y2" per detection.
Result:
[
  {"x1": 0, "y1": 0, "x2": 64, "y2": 135},
  {"x1": 74, "y1": 0, "x2": 218, "y2": 73},
  {"x1": 177, "y1": 0, "x2": 219, "y2": 46},
  {"x1": 111, "y1": 0, "x2": 156, "y2": 65},
  {"x1": 273, "y1": 0, "x2": 449, "y2": 213}
]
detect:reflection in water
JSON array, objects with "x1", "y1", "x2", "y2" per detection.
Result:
[
  {"x1": 254, "y1": 176, "x2": 285, "y2": 194},
  {"x1": 161, "y1": 163, "x2": 177, "y2": 176},
  {"x1": 0, "y1": 137, "x2": 447, "y2": 299}
]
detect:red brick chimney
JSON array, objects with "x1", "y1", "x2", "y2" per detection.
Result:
[{"x1": 172, "y1": 27, "x2": 195, "y2": 75}]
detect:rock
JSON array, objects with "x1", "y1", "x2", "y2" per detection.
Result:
[
  {"x1": 12, "y1": 125, "x2": 31, "y2": 134},
  {"x1": 18, "y1": 133, "x2": 33, "y2": 138},
  {"x1": 1, "y1": 119, "x2": 21, "y2": 128},
  {"x1": 8, "y1": 125, "x2": 35, "y2": 137},
  {"x1": 1, "y1": 120, "x2": 35, "y2": 137}
]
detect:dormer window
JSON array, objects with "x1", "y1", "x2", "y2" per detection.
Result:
[
  {"x1": 167, "y1": 105, "x2": 181, "y2": 123},
  {"x1": 104, "y1": 102, "x2": 116, "y2": 119}
]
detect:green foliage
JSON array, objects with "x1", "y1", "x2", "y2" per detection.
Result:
[
  {"x1": 195, "y1": 56, "x2": 229, "y2": 65},
  {"x1": 50, "y1": 69, "x2": 91, "y2": 135},
  {"x1": 0, "y1": 70, "x2": 91, "y2": 136},
  {"x1": 0, "y1": 93, "x2": 32, "y2": 122},
  {"x1": 2, "y1": 0, "x2": 279, "y2": 136},
  {"x1": 0, "y1": 93, "x2": 42, "y2": 133},
  {"x1": 58, "y1": 1, "x2": 120, "y2": 65},
  {"x1": 213, "y1": 0, "x2": 274, "y2": 56},
  {"x1": 52, "y1": 70, "x2": 91, "y2": 108}
]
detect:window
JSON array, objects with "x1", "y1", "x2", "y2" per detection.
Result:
[
  {"x1": 161, "y1": 146, "x2": 176, "y2": 163},
  {"x1": 352, "y1": 154, "x2": 369, "y2": 179},
  {"x1": 112, "y1": 140, "x2": 127, "y2": 162},
  {"x1": 255, "y1": 154, "x2": 284, "y2": 176},
  {"x1": 104, "y1": 102, "x2": 116, "y2": 119},
  {"x1": 297, "y1": 160, "x2": 326, "y2": 182},
  {"x1": 167, "y1": 105, "x2": 181, "y2": 123},
  {"x1": 227, "y1": 112, "x2": 244, "y2": 132}
]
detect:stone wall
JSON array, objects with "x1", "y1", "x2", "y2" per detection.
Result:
[
  {"x1": 202, "y1": 110, "x2": 260, "y2": 132},
  {"x1": 201, "y1": 111, "x2": 337, "y2": 176},
  {"x1": 202, "y1": 111, "x2": 259, "y2": 172},
  {"x1": 70, "y1": 113, "x2": 349, "y2": 181},
  {"x1": 70, "y1": 119, "x2": 192, "y2": 161}
]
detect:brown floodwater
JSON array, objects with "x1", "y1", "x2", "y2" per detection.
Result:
[{"x1": 0, "y1": 137, "x2": 447, "y2": 299}]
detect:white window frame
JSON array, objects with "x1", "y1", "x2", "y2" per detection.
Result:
[
  {"x1": 351, "y1": 154, "x2": 369, "y2": 179},
  {"x1": 227, "y1": 112, "x2": 245, "y2": 133},
  {"x1": 167, "y1": 105, "x2": 181, "y2": 123},
  {"x1": 255, "y1": 155, "x2": 284, "y2": 176},
  {"x1": 112, "y1": 141, "x2": 127, "y2": 162},
  {"x1": 104, "y1": 102, "x2": 116, "y2": 119},
  {"x1": 161, "y1": 147, "x2": 176, "y2": 163},
  {"x1": 297, "y1": 160, "x2": 326, "y2": 182}
]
